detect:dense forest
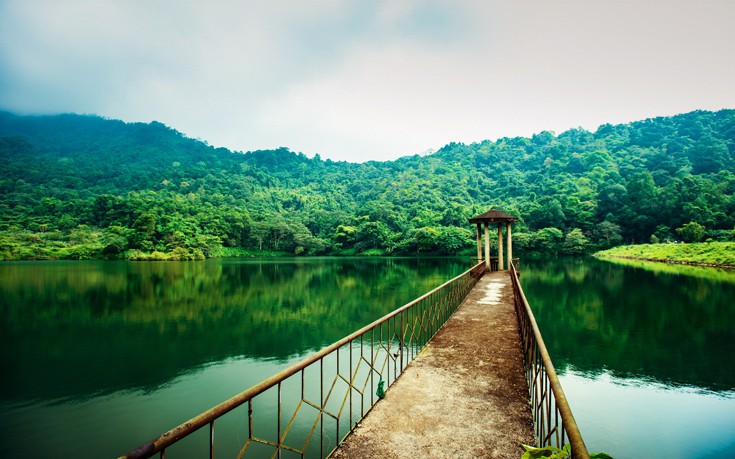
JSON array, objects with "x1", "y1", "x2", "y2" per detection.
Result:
[{"x1": 0, "y1": 109, "x2": 734, "y2": 260}]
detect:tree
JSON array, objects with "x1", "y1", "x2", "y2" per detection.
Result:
[
  {"x1": 676, "y1": 221, "x2": 706, "y2": 242},
  {"x1": 102, "y1": 225, "x2": 132, "y2": 257},
  {"x1": 562, "y1": 229, "x2": 590, "y2": 255},
  {"x1": 532, "y1": 228, "x2": 564, "y2": 255},
  {"x1": 652, "y1": 225, "x2": 671, "y2": 243},
  {"x1": 687, "y1": 137, "x2": 730, "y2": 175},
  {"x1": 405, "y1": 227, "x2": 440, "y2": 254},
  {"x1": 526, "y1": 197, "x2": 566, "y2": 230},
  {"x1": 249, "y1": 221, "x2": 269, "y2": 251},
  {"x1": 434, "y1": 226, "x2": 472, "y2": 254},
  {"x1": 596, "y1": 183, "x2": 628, "y2": 221},
  {"x1": 440, "y1": 206, "x2": 469, "y2": 227},
  {"x1": 285, "y1": 221, "x2": 318, "y2": 255},
  {"x1": 268, "y1": 222, "x2": 289, "y2": 250},
  {"x1": 355, "y1": 221, "x2": 392, "y2": 253},
  {"x1": 593, "y1": 221, "x2": 622, "y2": 248},
  {"x1": 130, "y1": 213, "x2": 157, "y2": 250},
  {"x1": 334, "y1": 225, "x2": 357, "y2": 248}
]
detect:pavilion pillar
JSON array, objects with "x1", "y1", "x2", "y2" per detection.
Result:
[
  {"x1": 476, "y1": 223, "x2": 483, "y2": 261},
  {"x1": 469, "y1": 210, "x2": 518, "y2": 272},
  {"x1": 484, "y1": 222, "x2": 490, "y2": 270},
  {"x1": 506, "y1": 222, "x2": 513, "y2": 270},
  {"x1": 497, "y1": 224, "x2": 504, "y2": 270}
]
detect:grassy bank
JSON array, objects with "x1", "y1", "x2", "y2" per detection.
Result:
[
  {"x1": 596, "y1": 256, "x2": 735, "y2": 283},
  {"x1": 595, "y1": 242, "x2": 735, "y2": 268}
]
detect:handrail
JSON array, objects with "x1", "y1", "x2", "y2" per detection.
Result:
[
  {"x1": 509, "y1": 263, "x2": 590, "y2": 458},
  {"x1": 120, "y1": 262, "x2": 485, "y2": 458}
]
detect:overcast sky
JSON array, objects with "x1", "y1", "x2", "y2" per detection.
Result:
[{"x1": 1, "y1": 1, "x2": 734, "y2": 162}]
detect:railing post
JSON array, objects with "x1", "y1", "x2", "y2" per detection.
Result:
[
  {"x1": 277, "y1": 381, "x2": 282, "y2": 459},
  {"x1": 209, "y1": 421, "x2": 214, "y2": 459},
  {"x1": 320, "y1": 358, "x2": 324, "y2": 458},
  {"x1": 400, "y1": 311, "x2": 405, "y2": 372},
  {"x1": 349, "y1": 340, "x2": 353, "y2": 432}
]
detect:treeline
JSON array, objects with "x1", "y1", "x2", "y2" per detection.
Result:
[{"x1": 0, "y1": 109, "x2": 734, "y2": 260}]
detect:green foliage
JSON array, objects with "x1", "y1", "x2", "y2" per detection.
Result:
[
  {"x1": 676, "y1": 221, "x2": 706, "y2": 243},
  {"x1": 563, "y1": 228, "x2": 590, "y2": 255},
  {"x1": 520, "y1": 443, "x2": 613, "y2": 459},
  {"x1": 521, "y1": 443, "x2": 571, "y2": 459},
  {"x1": 1, "y1": 109, "x2": 734, "y2": 260},
  {"x1": 376, "y1": 378, "x2": 386, "y2": 399}
]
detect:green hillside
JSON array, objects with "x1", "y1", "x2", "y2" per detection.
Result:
[{"x1": 1, "y1": 109, "x2": 734, "y2": 260}]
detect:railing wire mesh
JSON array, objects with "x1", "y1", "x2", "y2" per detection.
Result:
[
  {"x1": 120, "y1": 262, "x2": 484, "y2": 459},
  {"x1": 510, "y1": 263, "x2": 590, "y2": 459}
]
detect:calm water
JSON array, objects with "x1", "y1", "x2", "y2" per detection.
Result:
[
  {"x1": 0, "y1": 257, "x2": 468, "y2": 458},
  {"x1": 1, "y1": 257, "x2": 734, "y2": 458},
  {"x1": 522, "y1": 257, "x2": 735, "y2": 459}
]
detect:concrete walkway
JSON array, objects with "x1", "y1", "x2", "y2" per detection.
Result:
[{"x1": 331, "y1": 271, "x2": 534, "y2": 459}]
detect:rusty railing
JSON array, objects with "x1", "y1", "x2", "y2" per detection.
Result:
[
  {"x1": 511, "y1": 257, "x2": 520, "y2": 273},
  {"x1": 509, "y1": 263, "x2": 590, "y2": 458},
  {"x1": 120, "y1": 262, "x2": 484, "y2": 459}
]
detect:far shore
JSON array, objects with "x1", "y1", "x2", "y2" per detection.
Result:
[{"x1": 594, "y1": 241, "x2": 735, "y2": 270}]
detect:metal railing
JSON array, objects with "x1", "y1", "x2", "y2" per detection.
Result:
[
  {"x1": 509, "y1": 263, "x2": 590, "y2": 458},
  {"x1": 120, "y1": 262, "x2": 484, "y2": 459},
  {"x1": 511, "y1": 257, "x2": 520, "y2": 273}
]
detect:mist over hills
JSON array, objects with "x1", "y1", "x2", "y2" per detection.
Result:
[{"x1": 1, "y1": 109, "x2": 733, "y2": 260}]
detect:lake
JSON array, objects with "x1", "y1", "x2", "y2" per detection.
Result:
[
  {"x1": 0, "y1": 256, "x2": 733, "y2": 458},
  {"x1": 521, "y1": 257, "x2": 735, "y2": 459},
  {"x1": 0, "y1": 257, "x2": 469, "y2": 458}
]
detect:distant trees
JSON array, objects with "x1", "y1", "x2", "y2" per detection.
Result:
[
  {"x1": 688, "y1": 137, "x2": 730, "y2": 175},
  {"x1": 1, "y1": 108, "x2": 734, "y2": 260}
]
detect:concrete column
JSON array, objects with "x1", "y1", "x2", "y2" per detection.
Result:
[
  {"x1": 476, "y1": 223, "x2": 482, "y2": 261},
  {"x1": 484, "y1": 222, "x2": 490, "y2": 270},
  {"x1": 497, "y1": 224, "x2": 504, "y2": 270},
  {"x1": 506, "y1": 223, "x2": 513, "y2": 271}
]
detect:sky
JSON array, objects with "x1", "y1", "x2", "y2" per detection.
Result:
[{"x1": 1, "y1": 1, "x2": 734, "y2": 163}]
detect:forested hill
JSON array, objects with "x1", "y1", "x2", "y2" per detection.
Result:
[{"x1": 1, "y1": 109, "x2": 734, "y2": 260}]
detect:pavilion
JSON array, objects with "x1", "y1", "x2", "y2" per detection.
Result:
[{"x1": 469, "y1": 209, "x2": 519, "y2": 271}]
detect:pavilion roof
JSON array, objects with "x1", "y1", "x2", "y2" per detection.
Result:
[{"x1": 468, "y1": 209, "x2": 519, "y2": 224}]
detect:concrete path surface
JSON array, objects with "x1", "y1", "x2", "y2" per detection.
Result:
[{"x1": 331, "y1": 271, "x2": 534, "y2": 458}]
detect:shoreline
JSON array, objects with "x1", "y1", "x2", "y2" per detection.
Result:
[
  {"x1": 594, "y1": 253, "x2": 735, "y2": 270},
  {"x1": 0, "y1": 252, "x2": 476, "y2": 262}
]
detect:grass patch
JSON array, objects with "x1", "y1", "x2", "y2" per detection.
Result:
[{"x1": 595, "y1": 242, "x2": 735, "y2": 267}]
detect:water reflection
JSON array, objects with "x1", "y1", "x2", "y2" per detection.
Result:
[
  {"x1": 560, "y1": 369, "x2": 735, "y2": 459},
  {"x1": 521, "y1": 257, "x2": 735, "y2": 457},
  {"x1": 0, "y1": 257, "x2": 466, "y2": 404},
  {"x1": 522, "y1": 257, "x2": 735, "y2": 392}
]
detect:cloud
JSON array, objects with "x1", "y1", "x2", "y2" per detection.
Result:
[{"x1": 2, "y1": 1, "x2": 734, "y2": 162}]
